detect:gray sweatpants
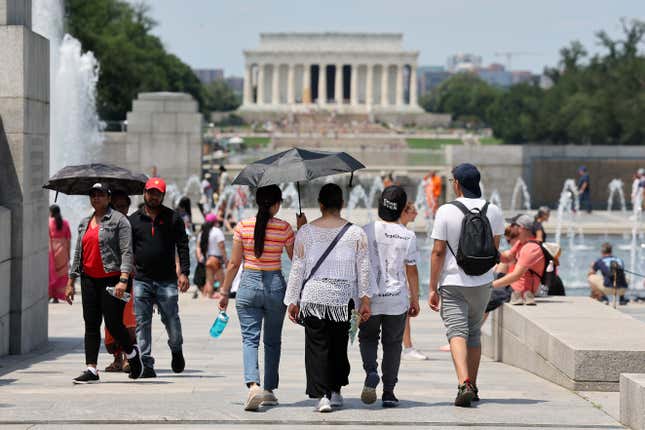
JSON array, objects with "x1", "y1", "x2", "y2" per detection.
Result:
[
  {"x1": 439, "y1": 284, "x2": 492, "y2": 347},
  {"x1": 358, "y1": 312, "x2": 408, "y2": 392}
]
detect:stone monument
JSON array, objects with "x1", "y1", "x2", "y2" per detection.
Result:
[{"x1": 0, "y1": 0, "x2": 50, "y2": 355}]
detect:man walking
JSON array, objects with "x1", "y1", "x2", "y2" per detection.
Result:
[
  {"x1": 360, "y1": 186, "x2": 420, "y2": 407},
  {"x1": 428, "y1": 163, "x2": 504, "y2": 407},
  {"x1": 130, "y1": 177, "x2": 190, "y2": 377}
]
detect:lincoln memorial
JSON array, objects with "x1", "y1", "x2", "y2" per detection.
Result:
[{"x1": 239, "y1": 33, "x2": 423, "y2": 114}]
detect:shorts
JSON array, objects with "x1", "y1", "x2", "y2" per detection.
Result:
[{"x1": 439, "y1": 283, "x2": 492, "y2": 347}]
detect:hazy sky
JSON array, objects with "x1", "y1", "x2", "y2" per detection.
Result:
[{"x1": 135, "y1": 0, "x2": 644, "y2": 76}]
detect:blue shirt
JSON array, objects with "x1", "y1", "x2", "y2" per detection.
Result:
[
  {"x1": 578, "y1": 174, "x2": 590, "y2": 196},
  {"x1": 592, "y1": 256, "x2": 628, "y2": 288}
]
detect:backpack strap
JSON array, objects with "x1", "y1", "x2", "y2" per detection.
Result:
[
  {"x1": 448, "y1": 200, "x2": 470, "y2": 215},
  {"x1": 481, "y1": 202, "x2": 489, "y2": 215}
]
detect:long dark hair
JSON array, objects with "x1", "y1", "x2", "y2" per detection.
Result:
[
  {"x1": 200, "y1": 221, "x2": 214, "y2": 256},
  {"x1": 49, "y1": 204, "x2": 63, "y2": 230},
  {"x1": 254, "y1": 185, "x2": 282, "y2": 258}
]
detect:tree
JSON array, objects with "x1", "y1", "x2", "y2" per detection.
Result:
[{"x1": 204, "y1": 80, "x2": 241, "y2": 112}]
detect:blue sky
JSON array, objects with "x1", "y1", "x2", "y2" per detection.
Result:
[{"x1": 136, "y1": 0, "x2": 644, "y2": 76}]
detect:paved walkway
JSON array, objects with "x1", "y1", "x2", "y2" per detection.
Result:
[{"x1": 0, "y1": 291, "x2": 625, "y2": 429}]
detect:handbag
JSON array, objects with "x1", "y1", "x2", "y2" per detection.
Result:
[{"x1": 296, "y1": 223, "x2": 353, "y2": 326}]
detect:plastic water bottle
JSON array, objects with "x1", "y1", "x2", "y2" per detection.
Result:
[
  {"x1": 209, "y1": 311, "x2": 229, "y2": 338},
  {"x1": 106, "y1": 286, "x2": 130, "y2": 303}
]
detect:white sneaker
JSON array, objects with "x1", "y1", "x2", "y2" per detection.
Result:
[
  {"x1": 244, "y1": 385, "x2": 264, "y2": 411},
  {"x1": 261, "y1": 390, "x2": 278, "y2": 406},
  {"x1": 402, "y1": 347, "x2": 428, "y2": 360},
  {"x1": 316, "y1": 397, "x2": 332, "y2": 413},
  {"x1": 510, "y1": 291, "x2": 523, "y2": 305},
  {"x1": 330, "y1": 391, "x2": 343, "y2": 407},
  {"x1": 524, "y1": 291, "x2": 536, "y2": 306}
]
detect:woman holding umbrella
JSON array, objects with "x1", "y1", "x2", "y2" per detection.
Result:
[
  {"x1": 64, "y1": 183, "x2": 143, "y2": 383},
  {"x1": 218, "y1": 185, "x2": 299, "y2": 411}
]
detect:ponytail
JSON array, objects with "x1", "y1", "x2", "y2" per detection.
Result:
[
  {"x1": 49, "y1": 204, "x2": 63, "y2": 231},
  {"x1": 253, "y1": 185, "x2": 283, "y2": 259}
]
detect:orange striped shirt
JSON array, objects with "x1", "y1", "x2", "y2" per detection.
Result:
[{"x1": 233, "y1": 217, "x2": 295, "y2": 271}]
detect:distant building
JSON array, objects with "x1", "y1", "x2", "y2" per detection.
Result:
[
  {"x1": 194, "y1": 68, "x2": 224, "y2": 85},
  {"x1": 511, "y1": 70, "x2": 535, "y2": 85},
  {"x1": 447, "y1": 53, "x2": 482, "y2": 72},
  {"x1": 417, "y1": 66, "x2": 450, "y2": 96},
  {"x1": 475, "y1": 63, "x2": 513, "y2": 87},
  {"x1": 225, "y1": 76, "x2": 244, "y2": 95}
]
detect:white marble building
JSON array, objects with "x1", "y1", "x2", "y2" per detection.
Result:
[{"x1": 240, "y1": 33, "x2": 423, "y2": 114}]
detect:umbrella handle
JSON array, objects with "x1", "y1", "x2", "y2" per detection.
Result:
[
  {"x1": 349, "y1": 172, "x2": 354, "y2": 188},
  {"x1": 55, "y1": 190, "x2": 59, "y2": 202},
  {"x1": 296, "y1": 182, "x2": 302, "y2": 215}
]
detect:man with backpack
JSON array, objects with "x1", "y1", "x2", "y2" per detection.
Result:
[
  {"x1": 492, "y1": 214, "x2": 546, "y2": 305},
  {"x1": 587, "y1": 242, "x2": 629, "y2": 305},
  {"x1": 429, "y1": 163, "x2": 504, "y2": 407}
]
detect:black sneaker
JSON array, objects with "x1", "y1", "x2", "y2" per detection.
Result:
[
  {"x1": 361, "y1": 372, "x2": 380, "y2": 404},
  {"x1": 127, "y1": 345, "x2": 144, "y2": 379},
  {"x1": 73, "y1": 370, "x2": 99, "y2": 384},
  {"x1": 382, "y1": 391, "x2": 399, "y2": 408},
  {"x1": 472, "y1": 384, "x2": 480, "y2": 401},
  {"x1": 454, "y1": 381, "x2": 476, "y2": 407},
  {"x1": 171, "y1": 350, "x2": 185, "y2": 373},
  {"x1": 141, "y1": 367, "x2": 156, "y2": 378}
]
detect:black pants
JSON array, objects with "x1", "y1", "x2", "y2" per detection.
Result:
[
  {"x1": 81, "y1": 275, "x2": 134, "y2": 365},
  {"x1": 304, "y1": 315, "x2": 351, "y2": 399}
]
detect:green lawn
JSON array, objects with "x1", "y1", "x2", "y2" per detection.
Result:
[
  {"x1": 242, "y1": 136, "x2": 271, "y2": 147},
  {"x1": 406, "y1": 138, "x2": 462, "y2": 149},
  {"x1": 480, "y1": 137, "x2": 503, "y2": 145}
]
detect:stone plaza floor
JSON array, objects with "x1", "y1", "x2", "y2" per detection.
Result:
[{"x1": 0, "y1": 290, "x2": 633, "y2": 429}]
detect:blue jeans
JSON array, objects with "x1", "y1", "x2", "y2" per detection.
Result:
[
  {"x1": 134, "y1": 279, "x2": 184, "y2": 369},
  {"x1": 235, "y1": 270, "x2": 287, "y2": 390}
]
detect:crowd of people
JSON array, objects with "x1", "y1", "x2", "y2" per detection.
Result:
[{"x1": 47, "y1": 161, "x2": 638, "y2": 412}]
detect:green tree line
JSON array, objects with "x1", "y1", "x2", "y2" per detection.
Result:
[
  {"x1": 65, "y1": 0, "x2": 240, "y2": 121},
  {"x1": 420, "y1": 19, "x2": 645, "y2": 145}
]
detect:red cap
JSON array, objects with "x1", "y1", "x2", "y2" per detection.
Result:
[{"x1": 145, "y1": 177, "x2": 166, "y2": 193}]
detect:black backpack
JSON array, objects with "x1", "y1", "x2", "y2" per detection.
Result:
[
  {"x1": 447, "y1": 201, "x2": 499, "y2": 276},
  {"x1": 527, "y1": 240, "x2": 558, "y2": 294}
]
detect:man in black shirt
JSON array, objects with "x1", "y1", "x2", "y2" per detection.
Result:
[{"x1": 130, "y1": 177, "x2": 190, "y2": 377}]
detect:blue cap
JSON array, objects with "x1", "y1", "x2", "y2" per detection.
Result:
[{"x1": 452, "y1": 163, "x2": 482, "y2": 198}]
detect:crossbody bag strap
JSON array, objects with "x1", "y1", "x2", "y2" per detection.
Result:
[{"x1": 300, "y1": 223, "x2": 353, "y2": 298}]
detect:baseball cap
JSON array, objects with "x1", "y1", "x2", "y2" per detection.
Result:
[
  {"x1": 452, "y1": 163, "x2": 482, "y2": 198},
  {"x1": 145, "y1": 177, "x2": 166, "y2": 193},
  {"x1": 205, "y1": 213, "x2": 219, "y2": 224},
  {"x1": 378, "y1": 185, "x2": 407, "y2": 222},
  {"x1": 508, "y1": 213, "x2": 534, "y2": 229},
  {"x1": 89, "y1": 182, "x2": 110, "y2": 195}
]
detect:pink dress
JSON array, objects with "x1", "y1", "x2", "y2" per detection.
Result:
[{"x1": 48, "y1": 218, "x2": 71, "y2": 300}]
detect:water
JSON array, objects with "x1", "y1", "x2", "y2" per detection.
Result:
[
  {"x1": 489, "y1": 189, "x2": 503, "y2": 209},
  {"x1": 607, "y1": 178, "x2": 627, "y2": 212},
  {"x1": 510, "y1": 177, "x2": 531, "y2": 211},
  {"x1": 209, "y1": 311, "x2": 229, "y2": 338}
]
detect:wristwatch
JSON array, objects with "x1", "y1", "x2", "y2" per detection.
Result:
[{"x1": 119, "y1": 277, "x2": 129, "y2": 284}]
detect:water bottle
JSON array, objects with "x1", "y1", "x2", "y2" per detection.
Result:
[
  {"x1": 106, "y1": 286, "x2": 130, "y2": 303},
  {"x1": 209, "y1": 311, "x2": 229, "y2": 338}
]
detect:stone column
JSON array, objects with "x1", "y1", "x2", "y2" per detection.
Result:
[
  {"x1": 381, "y1": 64, "x2": 389, "y2": 106},
  {"x1": 335, "y1": 63, "x2": 343, "y2": 104},
  {"x1": 395, "y1": 64, "x2": 404, "y2": 107},
  {"x1": 287, "y1": 64, "x2": 295, "y2": 105},
  {"x1": 366, "y1": 64, "x2": 374, "y2": 107},
  {"x1": 0, "y1": 0, "x2": 50, "y2": 355},
  {"x1": 409, "y1": 64, "x2": 418, "y2": 106},
  {"x1": 302, "y1": 64, "x2": 311, "y2": 104},
  {"x1": 350, "y1": 64, "x2": 358, "y2": 106},
  {"x1": 318, "y1": 63, "x2": 326, "y2": 105},
  {"x1": 271, "y1": 64, "x2": 279, "y2": 105},
  {"x1": 243, "y1": 64, "x2": 252, "y2": 105},
  {"x1": 256, "y1": 64, "x2": 265, "y2": 105}
]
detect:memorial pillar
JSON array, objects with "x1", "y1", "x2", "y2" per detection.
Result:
[
  {"x1": 409, "y1": 64, "x2": 418, "y2": 106},
  {"x1": 271, "y1": 64, "x2": 279, "y2": 105},
  {"x1": 381, "y1": 64, "x2": 389, "y2": 106},
  {"x1": 350, "y1": 64, "x2": 358, "y2": 107},
  {"x1": 243, "y1": 64, "x2": 252, "y2": 105},
  {"x1": 335, "y1": 63, "x2": 343, "y2": 104},
  {"x1": 318, "y1": 63, "x2": 326, "y2": 105},
  {"x1": 395, "y1": 64, "x2": 404, "y2": 107},
  {"x1": 256, "y1": 63, "x2": 265, "y2": 105},
  {"x1": 302, "y1": 64, "x2": 311, "y2": 104},
  {"x1": 287, "y1": 64, "x2": 295, "y2": 105},
  {"x1": 366, "y1": 63, "x2": 374, "y2": 107}
]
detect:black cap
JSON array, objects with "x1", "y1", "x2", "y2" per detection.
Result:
[
  {"x1": 378, "y1": 185, "x2": 407, "y2": 222},
  {"x1": 452, "y1": 163, "x2": 481, "y2": 198},
  {"x1": 89, "y1": 182, "x2": 111, "y2": 195}
]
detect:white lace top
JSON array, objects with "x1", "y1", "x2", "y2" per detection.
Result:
[{"x1": 284, "y1": 223, "x2": 371, "y2": 322}]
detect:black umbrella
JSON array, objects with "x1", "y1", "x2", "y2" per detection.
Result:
[
  {"x1": 43, "y1": 163, "x2": 149, "y2": 200},
  {"x1": 232, "y1": 148, "x2": 366, "y2": 214}
]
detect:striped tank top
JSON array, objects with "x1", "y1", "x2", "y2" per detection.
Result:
[{"x1": 233, "y1": 217, "x2": 295, "y2": 271}]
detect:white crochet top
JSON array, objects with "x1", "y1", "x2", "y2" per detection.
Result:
[{"x1": 284, "y1": 223, "x2": 371, "y2": 322}]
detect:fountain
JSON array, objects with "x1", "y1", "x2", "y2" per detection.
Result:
[
  {"x1": 280, "y1": 183, "x2": 300, "y2": 210},
  {"x1": 607, "y1": 178, "x2": 627, "y2": 213},
  {"x1": 489, "y1": 189, "x2": 503, "y2": 209},
  {"x1": 510, "y1": 177, "x2": 531, "y2": 211},
  {"x1": 345, "y1": 184, "x2": 369, "y2": 219},
  {"x1": 414, "y1": 179, "x2": 434, "y2": 245}
]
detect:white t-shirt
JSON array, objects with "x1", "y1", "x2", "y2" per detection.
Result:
[
  {"x1": 364, "y1": 220, "x2": 418, "y2": 316},
  {"x1": 198, "y1": 227, "x2": 225, "y2": 257},
  {"x1": 431, "y1": 197, "x2": 504, "y2": 287}
]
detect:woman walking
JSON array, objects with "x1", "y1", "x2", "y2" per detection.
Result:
[
  {"x1": 64, "y1": 183, "x2": 143, "y2": 383},
  {"x1": 48, "y1": 205, "x2": 71, "y2": 303},
  {"x1": 284, "y1": 183, "x2": 371, "y2": 413},
  {"x1": 219, "y1": 185, "x2": 296, "y2": 411},
  {"x1": 197, "y1": 213, "x2": 227, "y2": 298}
]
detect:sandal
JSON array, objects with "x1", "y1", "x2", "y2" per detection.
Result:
[{"x1": 104, "y1": 354, "x2": 124, "y2": 372}]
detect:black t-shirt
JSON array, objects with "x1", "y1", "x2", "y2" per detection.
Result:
[{"x1": 532, "y1": 221, "x2": 547, "y2": 242}]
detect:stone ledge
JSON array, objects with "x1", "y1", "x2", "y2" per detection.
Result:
[
  {"x1": 483, "y1": 297, "x2": 645, "y2": 391},
  {"x1": 620, "y1": 373, "x2": 645, "y2": 430}
]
